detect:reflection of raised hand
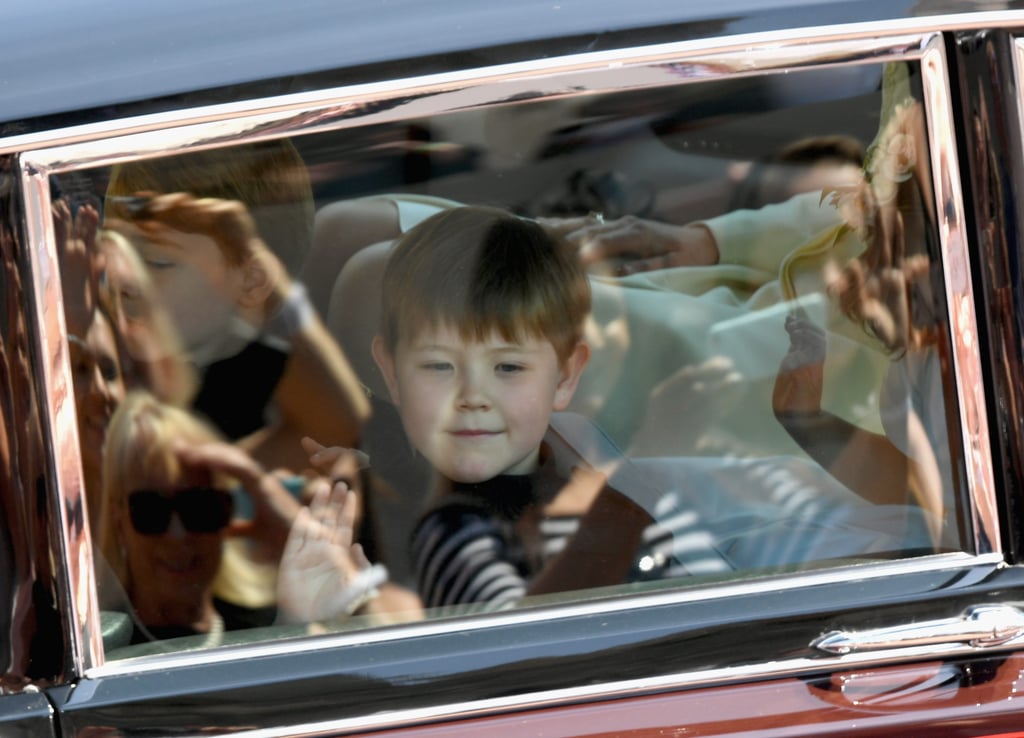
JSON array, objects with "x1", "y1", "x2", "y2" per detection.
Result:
[
  {"x1": 129, "y1": 193, "x2": 263, "y2": 262},
  {"x1": 629, "y1": 356, "x2": 742, "y2": 456},
  {"x1": 828, "y1": 254, "x2": 931, "y2": 354},
  {"x1": 53, "y1": 199, "x2": 102, "y2": 336},
  {"x1": 772, "y1": 313, "x2": 826, "y2": 418},
  {"x1": 771, "y1": 311, "x2": 941, "y2": 542},
  {"x1": 277, "y1": 480, "x2": 387, "y2": 623},
  {"x1": 542, "y1": 215, "x2": 719, "y2": 275},
  {"x1": 301, "y1": 436, "x2": 369, "y2": 485},
  {"x1": 174, "y1": 440, "x2": 301, "y2": 559}
]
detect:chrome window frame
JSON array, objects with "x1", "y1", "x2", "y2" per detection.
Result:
[{"x1": 11, "y1": 18, "x2": 999, "y2": 679}]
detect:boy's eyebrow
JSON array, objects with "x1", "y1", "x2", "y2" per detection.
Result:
[
  {"x1": 406, "y1": 342, "x2": 452, "y2": 352},
  {"x1": 407, "y1": 341, "x2": 537, "y2": 353},
  {"x1": 490, "y1": 344, "x2": 536, "y2": 353},
  {"x1": 136, "y1": 233, "x2": 183, "y2": 250},
  {"x1": 110, "y1": 221, "x2": 183, "y2": 251}
]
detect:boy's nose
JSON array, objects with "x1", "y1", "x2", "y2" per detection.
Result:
[{"x1": 456, "y1": 369, "x2": 491, "y2": 410}]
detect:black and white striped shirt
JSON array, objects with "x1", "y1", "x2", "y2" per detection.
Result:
[{"x1": 411, "y1": 472, "x2": 732, "y2": 611}]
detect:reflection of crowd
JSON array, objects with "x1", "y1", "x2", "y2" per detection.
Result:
[
  {"x1": 59, "y1": 141, "x2": 418, "y2": 649},
  {"x1": 60, "y1": 62, "x2": 958, "y2": 650}
]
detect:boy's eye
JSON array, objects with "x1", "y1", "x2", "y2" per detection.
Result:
[
  {"x1": 420, "y1": 362, "x2": 453, "y2": 372},
  {"x1": 496, "y1": 362, "x2": 525, "y2": 374},
  {"x1": 142, "y1": 255, "x2": 176, "y2": 270}
]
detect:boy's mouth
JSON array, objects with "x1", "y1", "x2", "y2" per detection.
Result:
[{"x1": 449, "y1": 429, "x2": 501, "y2": 438}]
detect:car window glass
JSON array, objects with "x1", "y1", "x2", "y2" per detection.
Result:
[{"x1": 50, "y1": 58, "x2": 971, "y2": 659}]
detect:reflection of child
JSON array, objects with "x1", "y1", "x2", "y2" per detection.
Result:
[
  {"x1": 104, "y1": 186, "x2": 369, "y2": 472},
  {"x1": 371, "y1": 206, "x2": 685, "y2": 609}
]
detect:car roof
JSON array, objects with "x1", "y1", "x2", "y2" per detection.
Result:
[{"x1": 1, "y1": 0, "x2": 1010, "y2": 131}]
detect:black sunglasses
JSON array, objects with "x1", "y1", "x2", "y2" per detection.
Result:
[{"x1": 127, "y1": 488, "x2": 234, "y2": 535}]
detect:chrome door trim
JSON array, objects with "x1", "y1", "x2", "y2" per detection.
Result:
[
  {"x1": 13, "y1": 32, "x2": 933, "y2": 170},
  {"x1": 86, "y1": 550, "x2": 1001, "y2": 678},
  {"x1": 920, "y1": 34, "x2": 1000, "y2": 554},
  {"x1": 17, "y1": 156, "x2": 104, "y2": 678}
]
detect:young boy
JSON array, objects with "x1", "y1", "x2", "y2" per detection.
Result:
[{"x1": 370, "y1": 206, "x2": 679, "y2": 610}]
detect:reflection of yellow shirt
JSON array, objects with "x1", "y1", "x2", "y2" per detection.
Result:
[{"x1": 570, "y1": 191, "x2": 892, "y2": 458}]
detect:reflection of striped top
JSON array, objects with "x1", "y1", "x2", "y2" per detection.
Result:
[{"x1": 411, "y1": 473, "x2": 732, "y2": 611}]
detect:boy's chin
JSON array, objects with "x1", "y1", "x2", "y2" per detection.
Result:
[
  {"x1": 440, "y1": 460, "x2": 507, "y2": 485},
  {"x1": 447, "y1": 469, "x2": 498, "y2": 485}
]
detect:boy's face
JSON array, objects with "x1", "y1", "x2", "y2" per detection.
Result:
[
  {"x1": 374, "y1": 324, "x2": 588, "y2": 483},
  {"x1": 116, "y1": 222, "x2": 245, "y2": 360}
]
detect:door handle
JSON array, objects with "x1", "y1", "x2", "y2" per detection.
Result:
[{"x1": 812, "y1": 604, "x2": 1024, "y2": 655}]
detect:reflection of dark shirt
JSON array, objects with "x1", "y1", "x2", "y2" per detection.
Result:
[{"x1": 192, "y1": 340, "x2": 288, "y2": 440}]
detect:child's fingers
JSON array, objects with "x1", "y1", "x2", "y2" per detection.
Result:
[
  {"x1": 301, "y1": 436, "x2": 325, "y2": 456},
  {"x1": 174, "y1": 440, "x2": 263, "y2": 487},
  {"x1": 335, "y1": 488, "x2": 359, "y2": 546},
  {"x1": 308, "y1": 446, "x2": 344, "y2": 469},
  {"x1": 350, "y1": 542, "x2": 372, "y2": 571}
]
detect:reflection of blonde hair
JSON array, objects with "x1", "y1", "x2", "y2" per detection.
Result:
[
  {"x1": 98, "y1": 229, "x2": 197, "y2": 405},
  {"x1": 98, "y1": 391, "x2": 227, "y2": 590},
  {"x1": 98, "y1": 391, "x2": 279, "y2": 611}
]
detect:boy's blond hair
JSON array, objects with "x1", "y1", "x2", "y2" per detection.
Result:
[
  {"x1": 105, "y1": 139, "x2": 314, "y2": 274},
  {"x1": 379, "y1": 206, "x2": 590, "y2": 361}
]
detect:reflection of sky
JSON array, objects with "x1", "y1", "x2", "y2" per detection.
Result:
[{"x1": 5, "y1": 0, "x2": 932, "y2": 125}]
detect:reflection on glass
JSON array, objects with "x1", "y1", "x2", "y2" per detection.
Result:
[{"x1": 50, "y1": 59, "x2": 966, "y2": 658}]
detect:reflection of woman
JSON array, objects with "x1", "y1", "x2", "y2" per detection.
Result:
[
  {"x1": 69, "y1": 300, "x2": 126, "y2": 530},
  {"x1": 98, "y1": 392, "x2": 269, "y2": 645},
  {"x1": 98, "y1": 228, "x2": 196, "y2": 406},
  {"x1": 96, "y1": 391, "x2": 402, "y2": 647}
]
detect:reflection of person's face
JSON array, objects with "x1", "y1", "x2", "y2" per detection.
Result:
[
  {"x1": 762, "y1": 161, "x2": 864, "y2": 208},
  {"x1": 70, "y1": 312, "x2": 125, "y2": 483},
  {"x1": 102, "y1": 243, "x2": 160, "y2": 362},
  {"x1": 116, "y1": 223, "x2": 244, "y2": 360},
  {"x1": 377, "y1": 324, "x2": 582, "y2": 483},
  {"x1": 118, "y1": 467, "x2": 226, "y2": 623}
]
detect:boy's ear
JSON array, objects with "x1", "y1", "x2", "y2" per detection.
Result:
[
  {"x1": 553, "y1": 341, "x2": 590, "y2": 411},
  {"x1": 235, "y1": 253, "x2": 276, "y2": 311},
  {"x1": 237, "y1": 251, "x2": 281, "y2": 311},
  {"x1": 371, "y1": 335, "x2": 401, "y2": 406}
]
